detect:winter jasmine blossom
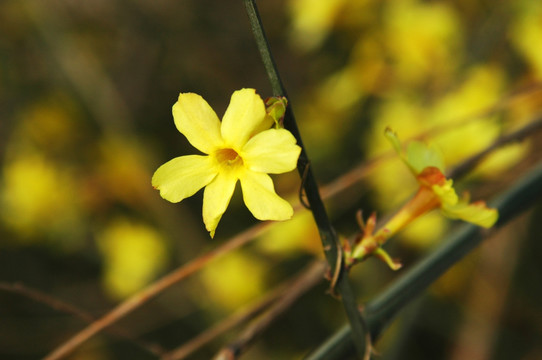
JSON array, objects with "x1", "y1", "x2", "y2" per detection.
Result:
[
  {"x1": 152, "y1": 88, "x2": 301, "y2": 237},
  {"x1": 345, "y1": 128, "x2": 498, "y2": 269}
]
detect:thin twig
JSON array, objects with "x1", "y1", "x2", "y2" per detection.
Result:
[
  {"x1": 412, "y1": 82, "x2": 542, "y2": 143},
  {"x1": 0, "y1": 282, "x2": 94, "y2": 321},
  {"x1": 448, "y1": 113, "x2": 542, "y2": 179},
  {"x1": 213, "y1": 260, "x2": 327, "y2": 360},
  {"x1": 243, "y1": 0, "x2": 370, "y2": 357},
  {"x1": 161, "y1": 261, "x2": 324, "y2": 360},
  {"x1": 0, "y1": 282, "x2": 165, "y2": 357},
  {"x1": 162, "y1": 297, "x2": 273, "y2": 360},
  {"x1": 42, "y1": 222, "x2": 268, "y2": 360}
]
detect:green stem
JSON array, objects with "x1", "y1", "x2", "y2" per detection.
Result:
[
  {"x1": 243, "y1": 0, "x2": 369, "y2": 357},
  {"x1": 306, "y1": 160, "x2": 542, "y2": 360}
]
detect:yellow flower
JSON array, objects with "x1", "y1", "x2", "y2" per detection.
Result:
[
  {"x1": 347, "y1": 128, "x2": 498, "y2": 269},
  {"x1": 385, "y1": 128, "x2": 498, "y2": 229},
  {"x1": 152, "y1": 89, "x2": 301, "y2": 237}
]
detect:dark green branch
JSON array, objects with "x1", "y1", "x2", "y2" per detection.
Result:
[
  {"x1": 306, "y1": 160, "x2": 542, "y2": 360},
  {"x1": 243, "y1": 0, "x2": 369, "y2": 357}
]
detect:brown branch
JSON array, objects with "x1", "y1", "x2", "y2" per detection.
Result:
[
  {"x1": 161, "y1": 292, "x2": 275, "y2": 360},
  {"x1": 448, "y1": 113, "x2": 542, "y2": 179},
  {"x1": 411, "y1": 81, "x2": 542, "y2": 143},
  {"x1": 163, "y1": 260, "x2": 326, "y2": 360},
  {"x1": 0, "y1": 282, "x2": 165, "y2": 357},
  {"x1": 213, "y1": 260, "x2": 327, "y2": 360},
  {"x1": 43, "y1": 222, "x2": 268, "y2": 360}
]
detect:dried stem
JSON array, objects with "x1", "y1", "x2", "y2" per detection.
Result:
[
  {"x1": 213, "y1": 260, "x2": 327, "y2": 360},
  {"x1": 42, "y1": 222, "x2": 268, "y2": 360},
  {"x1": 161, "y1": 262, "x2": 324, "y2": 360},
  {"x1": 0, "y1": 282, "x2": 165, "y2": 357},
  {"x1": 448, "y1": 113, "x2": 542, "y2": 179}
]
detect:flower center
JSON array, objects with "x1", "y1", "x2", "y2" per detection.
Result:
[{"x1": 214, "y1": 148, "x2": 244, "y2": 168}]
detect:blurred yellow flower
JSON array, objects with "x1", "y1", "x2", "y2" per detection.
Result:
[
  {"x1": 1, "y1": 153, "x2": 82, "y2": 245},
  {"x1": 510, "y1": 2, "x2": 542, "y2": 79},
  {"x1": 199, "y1": 250, "x2": 266, "y2": 311},
  {"x1": 288, "y1": 0, "x2": 347, "y2": 51},
  {"x1": 256, "y1": 211, "x2": 321, "y2": 257},
  {"x1": 364, "y1": 65, "x2": 511, "y2": 246},
  {"x1": 97, "y1": 219, "x2": 167, "y2": 299},
  {"x1": 384, "y1": 0, "x2": 461, "y2": 85},
  {"x1": 385, "y1": 129, "x2": 498, "y2": 227},
  {"x1": 347, "y1": 129, "x2": 498, "y2": 269},
  {"x1": 152, "y1": 89, "x2": 301, "y2": 237}
]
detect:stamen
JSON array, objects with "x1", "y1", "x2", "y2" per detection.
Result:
[{"x1": 215, "y1": 148, "x2": 243, "y2": 167}]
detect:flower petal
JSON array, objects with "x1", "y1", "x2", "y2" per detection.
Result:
[
  {"x1": 173, "y1": 93, "x2": 223, "y2": 154},
  {"x1": 441, "y1": 200, "x2": 498, "y2": 228},
  {"x1": 152, "y1": 155, "x2": 217, "y2": 203},
  {"x1": 239, "y1": 170, "x2": 293, "y2": 221},
  {"x1": 202, "y1": 171, "x2": 238, "y2": 237},
  {"x1": 221, "y1": 89, "x2": 267, "y2": 149},
  {"x1": 431, "y1": 179, "x2": 458, "y2": 206},
  {"x1": 242, "y1": 128, "x2": 301, "y2": 173}
]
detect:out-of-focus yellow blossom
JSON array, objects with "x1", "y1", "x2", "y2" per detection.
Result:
[
  {"x1": 1, "y1": 153, "x2": 82, "y2": 246},
  {"x1": 317, "y1": 36, "x2": 387, "y2": 111},
  {"x1": 97, "y1": 219, "x2": 167, "y2": 299},
  {"x1": 199, "y1": 250, "x2": 266, "y2": 311},
  {"x1": 152, "y1": 89, "x2": 301, "y2": 237},
  {"x1": 429, "y1": 66, "x2": 505, "y2": 166},
  {"x1": 0, "y1": 95, "x2": 88, "y2": 248},
  {"x1": 346, "y1": 130, "x2": 498, "y2": 270},
  {"x1": 400, "y1": 211, "x2": 449, "y2": 249},
  {"x1": 288, "y1": 0, "x2": 347, "y2": 51},
  {"x1": 256, "y1": 211, "x2": 321, "y2": 257},
  {"x1": 473, "y1": 142, "x2": 530, "y2": 178},
  {"x1": 510, "y1": 2, "x2": 542, "y2": 79},
  {"x1": 383, "y1": 0, "x2": 462, "y2": 86},
  {"x1": 431, "y1": 66, "x2": 504, "y2": 123}
]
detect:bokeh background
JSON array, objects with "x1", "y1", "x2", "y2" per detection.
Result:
[{"x1": 1, "y1": 0, "x2": 542, "y2": 359}]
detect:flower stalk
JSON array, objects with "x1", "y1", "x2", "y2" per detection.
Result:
[{"x1": 344, "y1": 129, "x2": 499, "y2": 270}]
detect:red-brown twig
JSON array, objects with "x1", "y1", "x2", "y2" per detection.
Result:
[
  {"x1": 43, "y1": 222, "x2": 268, "y2": 360},
  {"x1": 411, "y1": 81, "x2": 542, "y2": 143},
  {"x1": 213, "y1": 260, "x2": 327, "y2": 360},
  {"x1": 163, "y1": 260, "x2": 326, "y2": 360},
  {"x1": 448, "y1": 113, "x2": 542, "y2": 179},
  {"x1": 0, "y1": 282, "x2": 165, "y2": 357}
]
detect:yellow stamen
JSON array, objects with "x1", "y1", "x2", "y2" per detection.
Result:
[{"x1": 214, "y1": 148, "x2": 243, "y2": 167}]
